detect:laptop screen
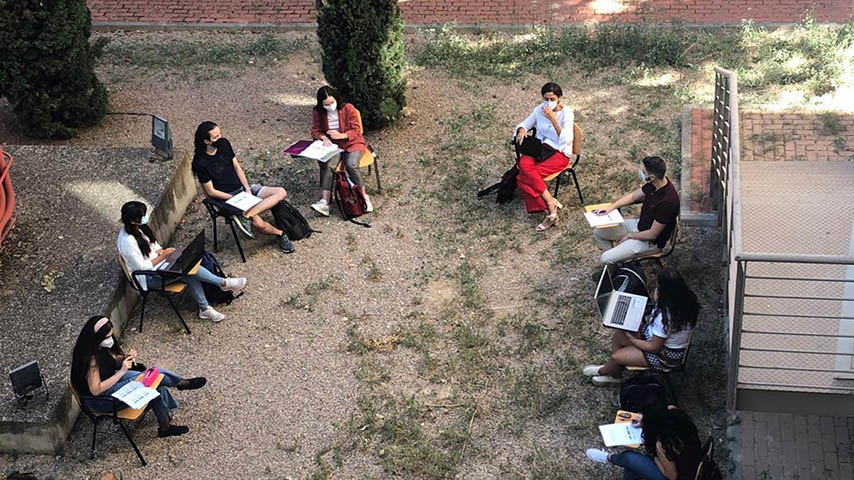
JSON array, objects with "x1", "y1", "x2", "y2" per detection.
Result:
[
  {"x1": 181, "y1": 230, "x2": 206, "y2": 273},
  {"x1": 594, "y1": 267, "x2": 614, "y2": 319}
]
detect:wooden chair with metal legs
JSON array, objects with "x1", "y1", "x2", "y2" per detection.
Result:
[
  {"x1": 118, "y1": 254, "x2": 191, "y2": 334},
  {"x1": 625, "y1": 330, "x2": 694, "y2": 408},
  {"x1": 543, "y1": 123, "x2": 584, "y2": 204},
  {"x1": 201, "y1": 197, "x2": 246, "y2": 263},
  {"x1": 625, "y1": 218, "x2": 680, "y2": 267},
  {"x1": 68, "y1": 373, "x2": 164, "y2": 467}
]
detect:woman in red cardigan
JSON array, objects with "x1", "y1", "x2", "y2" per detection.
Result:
[{"x1": 309, "y1": 85, "x2": 372, "y2": 216}]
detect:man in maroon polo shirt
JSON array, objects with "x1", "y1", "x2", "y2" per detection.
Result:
[{"x1": 591, "y1": 156, "x2": 679, "y2": 264}]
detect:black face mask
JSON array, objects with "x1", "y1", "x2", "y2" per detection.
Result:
[{"x1": 211, "y1": 138, "x2": 227, "y2": 150}]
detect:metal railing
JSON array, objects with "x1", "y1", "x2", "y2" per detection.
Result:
[{"x1": 713, "y1": 68, "x2": 854, "y2": 409}]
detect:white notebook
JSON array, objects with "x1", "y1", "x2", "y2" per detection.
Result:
[
  {"x1": 111, "y1": 381, "x2": 160, "y2": 410},
  {"x1": 584, "y1": 209, "x2": 625, "y2": 228},
  {"x1": 299, "y1": 140, "x2": 343, "y2": 162},
  {"x1": 226, "y1": 191, "x2": 262, "y2": 212},
  {"x1": 599, "y1": 422, "x2": 643, "y2": 447}
]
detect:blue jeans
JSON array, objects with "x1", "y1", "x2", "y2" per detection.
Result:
[
  {"x1": 610, "y1": 450, "x2": 667, "y2": 480},
  {"x1": 147, "y1": 265, "x2": 222, "y2": 311},
  {"x1": 83, "y1": 368, "x2": 181, "y2": 429}
]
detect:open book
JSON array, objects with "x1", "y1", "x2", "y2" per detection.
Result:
[
  {"x1": 226, "y1": 191, "x2": 262, "y2": 212},
  {"x1": 111, "y1": 381, "x2": 160, "y2": 410},
  {"x1": 599, "y1": 422, "x2": 643, "y2": 447},
  {"x1": 283, "y1": 139, "x2": 342, "y2": 163}
]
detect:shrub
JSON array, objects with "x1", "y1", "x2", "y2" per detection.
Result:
[
  {"x1": 0, "y1": 0, "x2": 107, "y2": 139},
  {"x1": 316, "y1": 0, "x2": 407, "y2": 129}
]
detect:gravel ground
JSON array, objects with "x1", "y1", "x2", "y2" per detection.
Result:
[
  {"x1": 0, "y1": 146, "x2": 174, "y2": 422},
  {"x1": 0, "y1": 33, "x2": 731, "y2": 479}
]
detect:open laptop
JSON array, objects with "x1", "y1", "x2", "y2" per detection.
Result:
[
  {"x1": 595, "y1": 266, "x2": 647, "y2": 332},
  {"x1": 157, "y1": 230, "x2": 205, "y2": 275}
]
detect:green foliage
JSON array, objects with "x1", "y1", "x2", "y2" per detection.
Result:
[
  {"x1": 316, "y1": 0, "x2": 407, "y2": 129},
  {"x1": 0, "y1": 0, "x2": 107, "y2": 138}
]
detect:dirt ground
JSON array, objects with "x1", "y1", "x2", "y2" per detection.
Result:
[{"x1": 1, "y1": 31, "x2": 731, "y2": 479}]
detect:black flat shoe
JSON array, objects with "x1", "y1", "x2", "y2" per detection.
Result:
[
  {"x1": 177, "y1": 377, "x2": 207, "y2": 390},
  {"x1": 158, "y1": 425, "x2": 189, "y2": 438}
]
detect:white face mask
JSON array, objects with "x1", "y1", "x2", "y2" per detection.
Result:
[
  {"x1": 100, "y1": 337, "x2": 114, "y2": 349},
  {"x1": 324, "y1": 101, "x2": 337, "y2": 112},
  {"x1": 545, "y1": 100, "x2": 558, "y2": 110},
  {"x1": 140, "y1": 213, "x2": 150, "y2": 225},
  {"x1": 640, "y1": 168, "x2": 651, "y2": 183}
]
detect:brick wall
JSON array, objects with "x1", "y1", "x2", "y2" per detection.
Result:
[{"x1": 86, "y1": 1, "x2": 854, "y2": 25}]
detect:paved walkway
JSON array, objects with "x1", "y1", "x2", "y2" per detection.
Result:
[
  {"x1": 87, "y1": 0, "x2": 854, "y2": 25},
  {"x1": 732, "y1": 411, "x2": 854, "y2": 479}
]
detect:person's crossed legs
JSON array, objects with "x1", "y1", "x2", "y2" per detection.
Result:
[
  {"x1": 244, "y1": 185, "x2": 286, "y2": 236},
  {"x1": 593, "y1": 219, "x2": 660, "y2": 265}
]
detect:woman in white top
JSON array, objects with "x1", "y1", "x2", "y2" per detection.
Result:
[
  {"x1": 514, "y1": 82, "x2": 575, "y2": 231},
  {"x1": 117, "y1": 201, "x2": 246, "y2": 323},
  {"x1": 582, "y1": 269, "x2": 700, "y2": 386}
]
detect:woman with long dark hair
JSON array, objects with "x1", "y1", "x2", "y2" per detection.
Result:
[
  {"x1": 70, "y1": 316, "x2": 207, "y2": 437},
  {"x1": 308, "y1": 85, "x2": 373, "y2": 216},
  {"x1": 586, "y1": 407, "x2": 703, "y2": 479},
  {"x1": 513, "y1": 82, "x2": 575, "y2": 231},
  {"x1": 117, "y1": 201, "x2": 246, "y2": 322},
  {"x1": 582, "y1": 269, "x2": 700, "y2": 386}
]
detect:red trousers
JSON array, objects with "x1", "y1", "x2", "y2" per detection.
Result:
[{"x1": 516, "y1": 152, "x2": 571, "y2": 213}]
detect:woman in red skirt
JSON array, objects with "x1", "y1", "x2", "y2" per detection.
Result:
[{"x1": 513, "y1": 82, "x2": 574, "y2": 231}]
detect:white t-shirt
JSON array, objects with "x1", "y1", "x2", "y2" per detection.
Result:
[
  {"x1": 327, "y1": 110, "x2": 339, "y2": 131},
  {"x1": 514, "y1": 103, "x2": 574, "y2": 156},
  {"x1": 117, "y1": 228, "x2": 162, "y2": 291},
  {"x1": 646, "y1": 308, "x2": 692, "y2": 350}
]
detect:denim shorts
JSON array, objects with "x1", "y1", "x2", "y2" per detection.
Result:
[{"x1": 249, "y1": 184, "x2": 263, "y2": 196}]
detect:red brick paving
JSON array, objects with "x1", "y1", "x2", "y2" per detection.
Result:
[
  {"x1": 685, "y1": 107, "x2": 854, "y2": 213},
  {"x1": 87, "y1": 1, "x2": 854, "y2": 25}
]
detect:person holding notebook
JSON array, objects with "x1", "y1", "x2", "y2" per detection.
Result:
[
  {"x1": 117, "y1": 201, "x2": 246, "y2": 323},
  {"x1": 582, "y1": 269, "x2": 699, "y2": 386},
  {"x1": 70, "y1": 316, "x2": 208, "y2": 438},
  {"x1": 309, "y1": 85, "x2": 373, "y2": 216},
  {"x1": 591, "y1": 155, "x2": 679, "y2": 264},
  {"x1": 586, "y1": 407, "x2": 703, "y2": 480},
  {"x1": 192, "y1": 121, "x2": 295, "y2": 253}
]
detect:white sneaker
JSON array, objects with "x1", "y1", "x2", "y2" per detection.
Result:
[
  {"x1": 311, "y1": 199, "x2": 330, "y2": 217},
  {"x1": 586, "y1": 448, "x2": 609, "y2": 464},
  {"x1": 364, "y1": 194, "x2": 373, "y2": 213},
  {"x1": 582, "y1": 365, "x2": 604, "y2": 377},
  {"x1": 591, "y1": 375, "x2": 622, "y2": 386},
  {"x1": 222, "y1": 277, "x2": 246, "y2": 292},
  {"x1": 199, "y1": 307, "x2": 225, "y2": 323}
]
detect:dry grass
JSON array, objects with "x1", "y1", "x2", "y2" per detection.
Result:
[{"x1": 6, "y1": 25, "x2": 849, "y2": 478}]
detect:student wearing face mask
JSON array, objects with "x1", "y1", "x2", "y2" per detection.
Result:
[
  {"x1": 192, "y1": 122, "x2": 295, "y2": 253},
  {"x1": 70, "y1": 316, "x2": 208, "y2": 438},
  {"x1": 117, "y1": 201, "x2": 246, "y2": 323},
  {"x1": 309, "y1": 85, "x2": 373, "y2": 216},
  {"x1": 591, "y1": 156, "x2": 680, "y2": 264},
  {"x1": 513, "y1": 82, "x2": 575, "y2": 231},
  {"x1": 581, "y1": 269, "x2": 699, "y2": 386}
]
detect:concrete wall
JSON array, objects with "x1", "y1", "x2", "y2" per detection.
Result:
[{"x1": 0, "y1": 151, "x2": 197, "y2": 454}]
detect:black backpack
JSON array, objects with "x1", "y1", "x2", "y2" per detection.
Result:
[
  {"x1": 200, "y1": 252, "x2": 241, "y2": 305},
  {"x1": 478, "y1": 164, "x2": 518, "y2": 205},
  {"x1": 271, "y1": 200, "x2": 316, "y2": 240},
  {"x1": 619, "y1": 375, "x2": 667, "y2": 413},
  {"x1": 697, "y1": 436, "x2": 724, "y2": 480},
  {"x1": 613, "y1": 263, "x2": 647, "y2": 297}
]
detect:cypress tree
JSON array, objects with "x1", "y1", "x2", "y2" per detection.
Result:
[
  {"x1": 316, "y1": 0, "x2": 407, "y2": 129},
  {"x1": 0, "y1": 0, "x2": 108, "y2": 139}
]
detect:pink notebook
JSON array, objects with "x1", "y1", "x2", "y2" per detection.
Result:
[{"x1": 283, "y1": 140, "x2": 313, "y2": 155}]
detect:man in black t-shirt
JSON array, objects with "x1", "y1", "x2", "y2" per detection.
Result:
[
  {"x1": 591, "y1": 156, "x2": 679, "y2": 264},
  {"x1": 192, "y1": 122, "x2": 294, "y2": 253}
]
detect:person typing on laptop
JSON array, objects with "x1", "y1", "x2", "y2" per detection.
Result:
[
  {"x1": 591, "y1": 156, "x2": 679, "y2": 265},
  {"x1": 192, "y1": 121, "x2": 295, "y2": 253},
  {"x1": 582, "y1": 269, "x2": 699, "y2": 386},
  {"x1": 117, "y1": 201, "x2": 246, "y2": 323}
]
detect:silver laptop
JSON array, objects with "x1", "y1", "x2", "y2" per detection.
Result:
[{"x1": 595, "y1": 267, "x2": 647, "y2": 332}]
